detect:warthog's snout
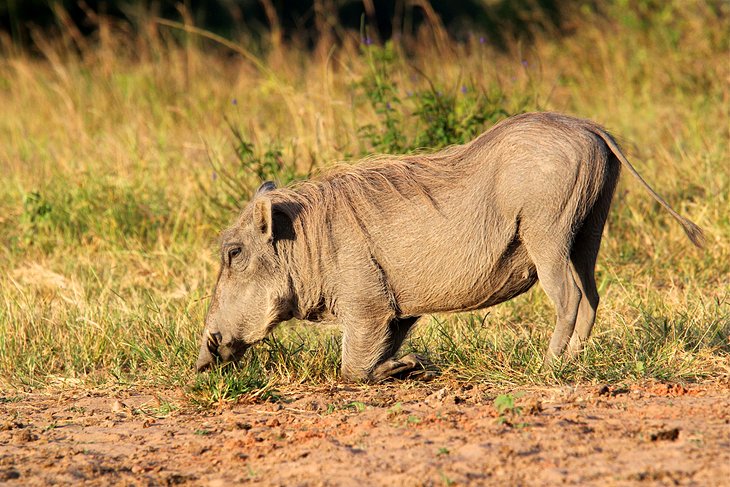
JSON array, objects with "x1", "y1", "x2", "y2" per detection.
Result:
[
  {"x1": 195, "y1": 331, "x2": 250, "y2": 372},
  {"x1": 195, "y1": 345, "x2": 214, "y2": 372}
]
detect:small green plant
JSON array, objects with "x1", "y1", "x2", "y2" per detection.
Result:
[
  {"x1": 136, "y1": 399, "x2": 178, "y2": 419},
  {"x1": 407, "y1": 414, "x2": 421, "y2": 425},
  {"x1": 494, "y1": 393, "x2": 517, "y2": 418},
  {"x1": 347, "y1": 401, "x2": 367, "y2": 413},
  {"x1": 439, "y1": 470, "x2": 455, "y2": 486},
  {"x1": 437, "y1": 447, "x2": 450, "y2": 456},
  {"x1": 494, "y1": 393, "x2": 528, "y2": 428},
  {"x1": 387, "y1": 402, "x2": 404, "y2": 417}
]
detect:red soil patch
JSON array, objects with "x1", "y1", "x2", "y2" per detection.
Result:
[{"x1": 1, "y1": 382, "x2": 728, "y2": 485}]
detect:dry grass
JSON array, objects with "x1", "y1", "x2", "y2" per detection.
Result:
[{"x1": 0, "y1": 1, "x2": 728, "y2": 402}]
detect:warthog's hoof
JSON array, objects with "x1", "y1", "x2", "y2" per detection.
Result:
[
  {"x1": 405, "y1": 368, "x2": 439, "y2": 382},
  {"x1": 371, "y1": 353, "x2": 440, "y2": 382}
]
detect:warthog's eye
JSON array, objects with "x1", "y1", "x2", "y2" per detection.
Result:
[{"x1": 227, "y1": 247, "x2": 242, "y2": 265}]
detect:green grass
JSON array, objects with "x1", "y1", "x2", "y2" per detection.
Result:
[{"x1": 0, "y1": 1, "x2": 728, "y2": 404}]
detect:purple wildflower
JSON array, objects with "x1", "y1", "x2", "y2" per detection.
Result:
[
  {"x1": 232, "y1": 98, "x2": 237, "y2": 105},
  {"x1": 521, "y1": 60, "x2": 528, "y2": 68},
  {"x1": 362, "y1": 36, "x2": 373, "y2": 46},
  {"x1": 479, "y1": 36, "x2": 486, "y2": 44},
  {"x1": 460, "y1": 85, "x2": 468, "y2": 94}
]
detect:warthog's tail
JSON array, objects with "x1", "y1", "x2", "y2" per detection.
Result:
[{"x1": 590, "y1": 127, "x2": 705, "y2": 248}]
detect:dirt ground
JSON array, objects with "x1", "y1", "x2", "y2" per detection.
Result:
[{"x1": 1, "y1": 381, "x2": 728, "y2": 486}]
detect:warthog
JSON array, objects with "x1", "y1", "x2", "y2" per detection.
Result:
[{"x1": 195, "y1": 112, "x2": 703, "y2": 382}]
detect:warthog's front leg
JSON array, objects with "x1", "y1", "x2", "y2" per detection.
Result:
[{"x1": 341, "y1": 315, "x2": 436, "y2": 382}]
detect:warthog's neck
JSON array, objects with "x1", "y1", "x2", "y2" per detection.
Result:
[{"x1": 276, "y1": 234, "x2": 332, "y2": 323}]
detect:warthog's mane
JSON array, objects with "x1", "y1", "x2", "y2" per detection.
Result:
[{"x1": 268, "y1": 143, "x2": 473, "y2": 240}]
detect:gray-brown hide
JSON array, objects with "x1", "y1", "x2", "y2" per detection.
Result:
[{"x1": 195, "y1": 112, "x2": 704, "y2": 382}]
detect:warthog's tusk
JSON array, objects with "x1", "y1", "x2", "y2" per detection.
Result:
[{"x1": 206, "y1": 330, "x2": 222, "y2": 351}]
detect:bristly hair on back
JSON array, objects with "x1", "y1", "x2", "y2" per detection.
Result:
[{"x1": 269, "y1": 144, "x2": 469, "y2": 234}]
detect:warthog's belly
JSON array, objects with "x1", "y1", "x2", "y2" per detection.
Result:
[
  {"x1": 467, "y1": 243, "x2": 538, "y2": 311},
  {"x1": 396, "y1": 233, "x2": 538, "y2": 316}
]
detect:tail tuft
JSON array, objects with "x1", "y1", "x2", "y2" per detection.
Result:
[{"x1": 680, "y1": 218, "x2": 705, "y2": 248}]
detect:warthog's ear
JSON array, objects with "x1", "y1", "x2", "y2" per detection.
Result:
[
  {"x1": 253, "y1": 197, "x2": 273, "y2": 240},
  {"x1": 255, "y1": 181, "x2": 276, "y2": 197}
]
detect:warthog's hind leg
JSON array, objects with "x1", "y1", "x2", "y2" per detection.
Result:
[
  {"x1": 567, "y1": 183, "x2": 614, "y2": 357},
  {"x1": 524, "y1": 238, "x2": 582, "y2": 369},
  {"x1": 566, "y1": 226, "x2": 603, "y2": 357},
  {"x1": 540, "y1": 262, "x2": 582, "y2": 368}
]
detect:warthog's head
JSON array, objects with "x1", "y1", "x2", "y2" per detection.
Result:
[{"x1": 196, "y1": 182, "x2": 294, "y2": 372}]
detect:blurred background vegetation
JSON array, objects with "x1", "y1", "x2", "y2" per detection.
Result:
[
  {"x1": 0, "y1": 0, "x2": 615, "y2": 48},
  {"x1": 0, "y1": 0, "x2": 728, "y2": 402}
]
